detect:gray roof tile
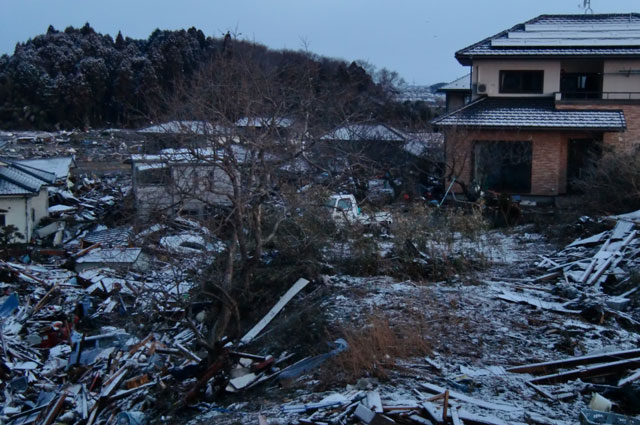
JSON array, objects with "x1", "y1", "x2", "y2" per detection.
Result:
[
  {"x1": 432, "y1": 97, "x2": 626, "y2": 130},
  {"x1": 439, "y1": 74, "x2": 471, "y2": 92},
  {"x1": 321, "y1": 124, "x2": 407, "y2": 141},
  {"x1": 457, "y1": 14, "x2": 640, "y2": 64},
  {"x1": 0, "y1": 160, "x2": 57, "y2": 196}
]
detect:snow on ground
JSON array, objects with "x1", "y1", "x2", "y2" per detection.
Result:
[{"x1": 188, "y1": 224, "x2": 640, "y2": 424}]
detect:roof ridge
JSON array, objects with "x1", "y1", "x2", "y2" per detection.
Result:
[
  {"x1": 0, "y1": 167, "x2": 41, "y2": 194},
  {"x1": 9, "y1": 161, "x2": 57, "y2": 183},
  {"x1": 534, "y1": 13, "x2": 640, "y2": 18},
  {"x1": 431, "y1": 96, "x2": 488, "y2": 125}
]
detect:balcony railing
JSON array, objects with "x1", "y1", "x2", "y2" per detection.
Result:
[{"x1": 555, "y1": 91, "x2": 640, "y2": 101}]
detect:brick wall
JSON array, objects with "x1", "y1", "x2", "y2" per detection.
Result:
[
  {"x1": 556, "y1": 103, "x2": 640, "y2": 152},
  {"x1": 445, "y1": 128, "x2": 594, "y2": 196}
]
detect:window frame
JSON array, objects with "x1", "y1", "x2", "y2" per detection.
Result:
[{"x1": 499, "y1": 70, "x2": 544, "y2": 94}]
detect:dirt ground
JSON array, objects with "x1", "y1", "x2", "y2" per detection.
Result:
[{"x1": 185, "y1": 223, "x2": 640, "y2": 425}]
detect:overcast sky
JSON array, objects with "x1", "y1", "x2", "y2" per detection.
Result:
[{"x1": 1, "y1": 0, "x2": 638, "y2": 85}]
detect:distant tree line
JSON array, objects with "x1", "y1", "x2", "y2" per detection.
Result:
[{"x1": 0, "y1": 24, "x2": 430, "y2": 130}]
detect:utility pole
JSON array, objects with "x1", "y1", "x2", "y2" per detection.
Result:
[{"x1": 583, "y1": 0, "x2": 594, "y2": 14}]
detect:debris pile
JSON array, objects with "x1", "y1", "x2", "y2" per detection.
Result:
[{"x1": 0, "y1": 247, "x2": 322, "y2": 424}]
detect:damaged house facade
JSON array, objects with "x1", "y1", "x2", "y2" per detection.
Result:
[
  {"x1": 433, "y1": 13, "x2": 640, "y2": 196},
  {"x1": 131, "y1": 148, "x2": 233, "y2": 218},
  {"x1": 0, "y1": 160, "x2": 56, "y2": 241}
]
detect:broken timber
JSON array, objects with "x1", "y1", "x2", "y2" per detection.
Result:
[
  {"x1": 239, "y1": 278, "x2": 310, "y2": 345},
  {"x1": 507, "y1": 348, "x2": 640, "y2": 375},
  {"x1": 420, "y1": 383, "x2": 521, "y2": 413},
  {"x1": 528, "y1": 356, "x2": 640, "y2": 385}
]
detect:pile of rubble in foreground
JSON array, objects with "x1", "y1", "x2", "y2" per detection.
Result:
[
  {"x1": 0, "y1": 260, "x2": 330, "y2": 424},
  {"x1": 3, "y1": 174, "x2": 640, "y2": 425}
]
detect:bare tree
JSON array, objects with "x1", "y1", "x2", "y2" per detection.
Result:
[{"x1": 140, "y1": 44, "x2": 336, "y2": 343}]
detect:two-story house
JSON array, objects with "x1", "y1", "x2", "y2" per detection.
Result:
[{"x1": 433, "y1": 14, "x2": 640, "y2": 197}]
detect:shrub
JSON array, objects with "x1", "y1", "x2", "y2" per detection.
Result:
[
  {"x1": 391, "y1": 204, "x2": 490, "y2": 280},
  {"x1": 329, "y1": 311, "x2": 431, "y2": 381},
  {"x1": 572, "y1": 147, "x2": 640, "y2": 214}
]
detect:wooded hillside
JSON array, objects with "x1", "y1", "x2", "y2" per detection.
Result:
[{"x1": 0, "y1": 24, "x2": 404, "y2": 130}]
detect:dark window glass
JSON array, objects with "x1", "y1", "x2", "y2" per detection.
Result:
[
  {"x1": 137, "y1": 167, "x2": 171, "y2": 185},
  {"x1": 560, "y1": 73, "x2": 602, "y2": 99},
  {"x1": 474, "y1": 141, "x2": 532, "y2": 193},
  {"x1": 499, "y1": 71, "x2": 544, "y2": 94}
]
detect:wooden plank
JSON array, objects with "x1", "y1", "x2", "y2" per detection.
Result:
[
  {"x1": 533, "y1": 271, "x2": 561, "y2": 283},
  {"x1": 580, "y1": 237, "x2": 612, "y2": 284},
  {"x1": 442, "y1": 390, "x2": 449, "y2": 422},
  {"x1": 451, "y1": 407, "x2": 463, "y2": 425},
  {"x1": 423, "y1": 402, "x2": 512, "y2": 425},
  {"x1": 529, "y1": 356, "x2": 640, "y2": 385},
  {"x1": 421, "y1": 402, "x2": 444, "y2": 424},
  {"x1": 409, "y1": 415, "x2": 434, "y2": 425},
  {"x1": 240, "y1": 278, "x2": 310, "y2": 345},
  {"x1": 40, "y1": 391, "x2": 68, "y2": 425},
  {"x1": 611, "y1": 221, "x2": 634, "y2": 240},
  {"x1": 420, "y1": 383, "x2": 520, "y2": 412},
  {"x1": 526, "y1": 381, "x2": 555, "y2": 400},
  {"x1": 619, "y1": 369, "x2": 640, "y2": 386},
  {"x1": 567, "y1": 231, "x2": 606, "y2": 247},
  {"x1": 366, "y1": 391, "x2": 383, "y2": 413},
  {"x1": 507, "y1": 348, "x2": 640, "y2": 374},
  {"x1": 587, "y1": 230, "x2": 636, "y2": 286}
]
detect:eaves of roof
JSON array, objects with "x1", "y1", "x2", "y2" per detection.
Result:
[
  {"x1": 456, "y1": 13, "x2": 640, "y2": 65},
  {"x1": 431, "y1": 96, "x2": 627, "y2": 131}
]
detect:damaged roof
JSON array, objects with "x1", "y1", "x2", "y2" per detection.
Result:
[
  {"x1": 321, "y1": 124, "x2": 407, "y2": 142},
  {"x1": 0, "y1": 160, "x2": 56, "y2": 196},
  {"x1": 138, "y1": 121, "x2": 220, "y2": 135},
  {"x1": 15, "y1": 156, "x2": 76, "y2": 181},
  {"x1": 432, "y1": 97, "x2": 627, "y2": 130},
  {"x1": 76, "y1": 248, "x2": 143, "y2": 265},
  {"x1": 457, "y1": 14, "x2": 640, "y2": 65}
]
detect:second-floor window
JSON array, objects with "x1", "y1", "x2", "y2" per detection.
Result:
[{"x1": 499, "y1": 70, "x2": 544, "y2": 94}]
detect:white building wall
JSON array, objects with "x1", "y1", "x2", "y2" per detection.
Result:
[
  {"x1": 473, "y1": 60, "x2": 561, "y2": 98},
  {"x1": 603, "y1": 60, "x2": 640, "y2": 99},
  {"x1": 31, "y1": 188, "x2": 49, "y2": 226},
  {"x1": 0, "y1": 196, "x2": 32, "y2": 241}
]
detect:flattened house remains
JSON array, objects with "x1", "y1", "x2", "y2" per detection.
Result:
[{"x1": 433, "y1": 14, "x2": 640, "y2": 197}]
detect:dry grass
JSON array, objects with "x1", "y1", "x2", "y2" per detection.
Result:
[
  {"x1": 328, "y1": 311, "x2": 432, "y2": 381},
  {"x1": 390, "y1": 204, "x2": 491, "y2": 280}
]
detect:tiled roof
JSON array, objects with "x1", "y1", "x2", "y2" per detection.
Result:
[
  {"x1": 431, "y1": 97, "x2": 626, "y2": 130},
  {"x1": 10, "y1": 162, "x2": 57, "y2": 184},
  {"x1": 15, "y1": 157, "x2": 75, "y2": 180},
  {"x1": 457, "y1": 14, "x2": 640, "y2": 64},
  {"x1": 138, "y1": 121, "x2": 222, "y2": 135},
  {"x1": 76, "y1": 248, "x2": 142, "y2": 264},
  {"x1": 235, "y1": 117, "x2": 294, "y2": 128},
  {"x1": 321, "y1": 124, "x2": 407, "y2": 142},
  {"x1": 0, "y1": 160, "x2": 57, "y2": 196},
  {"x1": 439, "y1": 74, "x2": 471, "y2": 92}
]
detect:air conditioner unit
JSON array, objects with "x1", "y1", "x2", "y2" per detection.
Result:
[{"x1": 477, "y1": 83, "x2": 488, "y2": 94}]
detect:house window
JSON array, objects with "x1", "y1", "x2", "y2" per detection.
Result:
[
  {"x1": 474, "y1": 141, "x2": 532, "y2": 193},
  {"x1": 137, "y1": 167, "x2": 171, "y2": 185},
  {"x1": 560, "y1": 73, "x2": 602, "y2": 99},
  {"x1": 0, "y1": 214, "x2": 5, "y2": 227},
  {"x1": 31, "y1": 208, "x2": 35, "y2": 223},
  {"x1": 499, "y1": 71, "x2": 544, "y2": 94}
]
